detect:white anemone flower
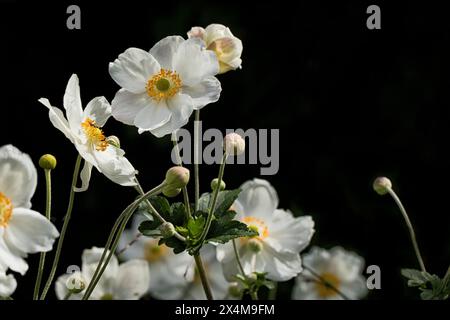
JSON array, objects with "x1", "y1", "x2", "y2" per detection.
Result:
[
  {"x1": 39, "y1": 74, "x2": 137, "y2": 192},
  {"x1": 55, "y1": 247, "x2": 150, "y2": 300},
  {"x1": 188, "y1": 24, "x2": 243, "y2": 74},
  {"x1": 119, "y1": 216, "x2": 229, "y2": 299},
  {"x1": 109, "y1": 36, "x2": 221, "y2": 138},
  {"x1": 0, "y1": 145, "x2": 59, "y2": 275},
  {"x1": 0, "y1": 268, "x2": 16, "y2": 297},
  {"x1": 293, "y1": 246, "x2": 368, "y2": 300},
  {"x1": 216, "y1": 179, "x2": 315, "y2": 282}
]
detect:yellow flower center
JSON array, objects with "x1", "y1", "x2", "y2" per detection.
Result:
[
  {"x1": 0, "y1": 192, "x2": 13, "y2": 227},
  {"x1": 144, "y1": 240, "x2": 168, "y2": 262},
  {"x1": 146, "y1": 69, "x2": 181, "y2": 101},
  {"x1": 315, "y1": 272, "x2": 341, "y2": 298},
  {"x1": 240, "y1": 216, "x2": 269, "y2": 245},
  {"x1": 81, "y1": 118, "x2": 108, "y2": 152}
]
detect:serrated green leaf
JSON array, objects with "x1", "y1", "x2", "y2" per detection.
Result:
[
  {"x1": 214, "y1": 189, "x2": 241, "y2": 217},
  {"x1": 401, "y1": 268, "x2": 428, "y2": 287},
  {"x1": 138, "y1": 220, "x2": 162, "y2": 236},
  {"x1": 206, "y1": 220, "x2": 258, "y2": 244},
  {"x1": 187, "y1": 215, "x2": 206, "y2": 239},
  {"x1": 148, "y1": 196, "x2": 171, "y2": 221},
  {"x1": 198, "y1": 193, "x2": 211, "y2": 212},
  {"x1": 170, "y1": 202, "x2": 187, "y2": 226},
  {"x1": 159, "y1": 236, "x2": 186, "y2": 254}
]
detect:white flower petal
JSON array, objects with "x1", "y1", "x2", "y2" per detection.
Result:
[
  {"x1": 237, "y1": 179, "x2": 279, "y2": 219},
  {"x1": 113, "y1": 259, "x2": 150, "y2": 300},
  {"x1": 4, "y1": 208, "x2": 59, "y2": 254},
  {"x1": 182, "y1": 76, "x2": 221, "y2": 110},
  {"x1": 134, "y1": 100, "x2": 171, "y2": 131},
  {"x1": 339, "y1": 276, "x2": 368, "y2": 300},
  {"x1": 261, "y1": 244, "x2": 302, "y2": 281},
  {"x1": 0, "y1": 145, "x2": 37, "y2": 208},
  {"x1": 81, "y1": 247, "x2": 119, "y2": 283},
  {"x1": 149, "y1": 93, "x2": 193, "y2": 138},
  {"x1": 329, "y1": 247, "x2": 365, "y2": 282},
  {"x1": 92, "y1": 147, "x2": 137, "y2": 187},
  {"x1": 204, "y1": 24, "x2": 234, "y2": 43},
  {"x1": 187, "y1": 27, "x2": 206, "y2": 40},
  {"x1": 173, "y1": 37, "x2": 219, "y2": 86},
  {"x1": 38, "y1": 98, "x2": 76, "y2": 144},
  {"x1": 63, "y1": 74, "x2": 84, "y2": 131},
  {"x1": 0, "y1": 270, "x2": 16, "y2": 297},
  {"x1": 0, "y1": 229, "x2": 28, "y2": 275},
  {"x1": 74, "y1": 161, "x2": 93, "y2": 193},
  {"x1": 109, "y1": 48, "x2": 160, "y2": 94},
  {"x1": 83, "y1": 96, "x2": 111, "y2": 127},
  {"x1": 111, "y1": 90, "x2": 152, "y2": 126},
  {"x1": 149, "y1": 36, "x2": 185, "y2": 70}
]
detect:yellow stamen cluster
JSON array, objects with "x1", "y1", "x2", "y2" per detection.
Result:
[
  {"x1": 315, "y1": 272, "x2": 341, "y2": 298},
  {"x1": 0, "y1": 192, "x2": 13, "y2": 227},
  {"x1": 146, "y1": 69, "x2": 182, "y2": 101},
  {"x1": 242, "y1": 216, "x2": 269, "y2": 240},
  {"x1": 81, "y1": 118, "x2": 108, "y2": 151},
  {"x1": 144, "y1": 240, "x2": 168, "y2": 262}
]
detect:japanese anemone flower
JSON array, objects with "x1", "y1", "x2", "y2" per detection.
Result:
[
  {"x1": 292, "y1": 246, "x2": 368, "y2": 300},
  {"x1": 55, "y1": 247, "x2": 150, "y2": 300},
  {"x1": 38, "y1": 74, "x2": 137, "y2": 192},
  {"x1": 109, "y1": 36, "x2": 221, "y2": 138},
  {"x1": 216, "y1": 179, "x2": 315, "y2": 282},
  {"x1": 0, "y1": 145, "x2": 59, "y2": 275}
]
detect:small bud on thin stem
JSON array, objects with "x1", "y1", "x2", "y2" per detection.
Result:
[
  {"x1": 211, "y1": 178, "x2": 226, "y2": 191},
  {"x1": 39, "y1": 154, "x2": 57, "y2": 170}
]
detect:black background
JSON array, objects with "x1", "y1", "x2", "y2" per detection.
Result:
[{"x1": 0, "y1": 0, "x2": 449, "y2": 300}]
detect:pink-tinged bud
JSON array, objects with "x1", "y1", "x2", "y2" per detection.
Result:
[
  {"x1": 373, "y1": 177, "x2": 392, "y2": 195},
  {"x1": 224, "y1": 133, "x2": 245, "y2": 156},
  {"x1": 165, "y1": 166, "x2": 190, "y2": 189}
]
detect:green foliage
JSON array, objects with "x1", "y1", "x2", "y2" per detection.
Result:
[
  {"x1": 235, "y1": 272, "x2": 275, "y2": 299},
  {"x1": 401, "y1": 267, "x2": 450, "y2": 300}
]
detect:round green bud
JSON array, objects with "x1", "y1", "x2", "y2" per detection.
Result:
[
  {"x1": 65, "y1": 272, "x2": 86, "y2": 294},
  {"x1": 211, "y1": 178, "x2": 226, "y2": 191},
  {"x1": 159, "y1": 222, "x2": 176, "y2": 238},
  {"x1": 106, "y1": 135, "x2": 121, "y2": 148},
  {"x1": 373, "y1": 177, "x2": 392, "y2": 196},
  {"x1": 228, "y1": 282, "x2": 242, "y2": 298},
  {"x1": 162, "y1": 186, "x2": 182, "y2": 198},
  {"x1": 39, "y1": 154, "x2": 57, "y2": 170},
  {"x1": 247, "y1": 238, "x2": 263, "y2": 253},
  {"x1": 165, "y1": 166, "x2": 190, "y2": 189}
]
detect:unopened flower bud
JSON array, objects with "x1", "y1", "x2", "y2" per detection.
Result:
[
  {"x1": 162, "y1": 186, "x2": 181, "y2": 198},
  {"x1": 228, "y1": 282, "x2": 242, "y2": 298},
  {"x1": 211, "y1": 178, "x2": 226, "y2": 191},
  {"x1": 39, "y1": 154, "x2": 57, "y2": 170},
  {"x1": 373, "y1": 177, "x2": 392, "y2": 195},
  {"x1": 65, "y1": 272, "x2": 86, "y2": 294},
  {"x1": 165, "y1": 166, "x2": 190, "y2": 189},
  {"x1": 224, "y1": 133, "x2": 245, "y2": 156},
  {"x1": 159, "y1": 222, "x2": 176, "y2": 238},
  {"x1": 106, "y1": 135, "x2": 121, "y2": 148},
  {"x1": 247, "y1": 238, "x2": 263, "y2": 253}
]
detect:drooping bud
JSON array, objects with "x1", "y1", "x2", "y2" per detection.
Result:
[
  {"x1": 165, "y1": 166, "x2": 190, "y2": 189},
  {"x1": 39, "y1": 154, "x2": 57, "y2": 170},
  {"x1": 211, "y1": 178, "x2": 226, "y2": 191},
  {"x1": 65, "y1": 272, "x2": 86, "y2": 294},
  {"x1": 159, "y1": 222, "x2": 176, "y2": 238},
  {"x1": 247, "y1": 238, "x2": 263, "y2": 253},
  {"x1": 373, "y1": 177, "x2": 392, "y2": 196},
  {"x1": 223, "y1": 133, "x2": 245, "y2": 156},
  {"x1": 162, "y1": 187, "x2": 181, "y2": 198},
  {"x1": 106, "y1": 135, "x2": 121, "y2": 148}
]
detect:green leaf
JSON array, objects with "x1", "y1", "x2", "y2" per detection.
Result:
[
  {"x1": 197, "y1": 193, "x2": 211, "y2": 212},
  {"x1": 187, "y1": 215, "x2": 206, "y2": 239},
  {"x1": 170, "y1": 202, "x2": 187, "y2": 226},
  {"x1": 138, "y1": 220, "x2": 162, "y2": 236},
  {"x1": 401, "y1": 268, "x2": 428, "y2": 287},
  {"x1": 214, "y1": 188, "x2": 241, "y2": 217},
  {"x1": 158, "y1": 237, "x2": 186, "y2": 254},
  {"x1": 148, "y1": 196, "x2": 171, "y2": 221},
  {"x1": 206, "y1": 220, "x2": 258, "y2": 244}
]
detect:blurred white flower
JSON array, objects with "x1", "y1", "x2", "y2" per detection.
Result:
[
  {"x1": 292, "y1": 246, "x2": 368, "y2": 300},
  {"x1": 55, "y1": 247, "x2": 150, "y2": 300},
  {"x1": 216, "y1": 178, "x2": 315, "y2": 282},
  {"x1": 0, "y1": 268, "x2": 16, "y2": 297},
  {"x1": 109, "y1": 36, "x2": 221, "y2": 138},
  {"x1": 39, "y1": 74, "x2": 137, "y2": 192},
  {"x1": 119, "y1": 216, "x2": 229, "y2": 299},
  {"x1": 188, "y1": 24, "x2": 243, "y2": 74},
  {"x1": 0, "y1": 145, "x2": 59, "y2": 275}
]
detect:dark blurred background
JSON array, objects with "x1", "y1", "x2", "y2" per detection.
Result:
[{"x1": 0, "y1": 0, "x2": 449, "y2": 300}]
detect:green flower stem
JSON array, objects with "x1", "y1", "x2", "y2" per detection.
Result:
[
  {"x1": 197, "y1": 152, "x2": 228, "y2": 246},
  {"x1": 386, "y1": 188, "x2": 427, "y2": 272},
  {"x1": 171, "y1": 133, "x2": 191, "y2": 220},
  {"x1": 303, "y1": 264, "x2": 350, "y2": 300},
  {"x1": 40, "y1": 155, "x2": 82, "y2": 300},
  {"x1": 194, "y1": 110, "x2": 200, "y2": 212},
  {"x1": 82, "y1": 183, "x2": 170, "y2": 300},
  {"x1": 33, "y1": 168, "x2": 52, "y2": 300},
  {"x1": 194, "y1": 253, "x2": 213, "y2": 300},
  {"x1": 250, "y1": 290, "x2": 259, "y2": 300},
  {"x1": 268, "y1": 282, "x2": 278, "y2": 300},
  {"x1": 232, "y1": 239, "x2": 246, "y2": 277}
]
